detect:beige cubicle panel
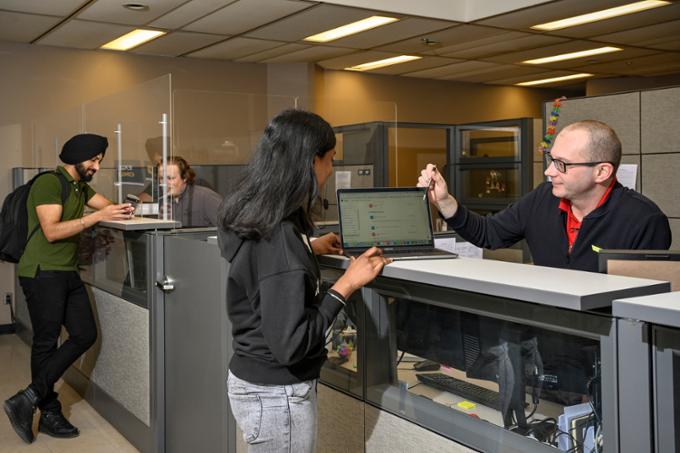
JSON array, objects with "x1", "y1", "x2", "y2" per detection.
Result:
[
  {"x1": 544, "y1": 92, "x2": 640, "y2": 155},
  {"x1": 607, "y1": 260, "x2": 680, "y2": 291}
]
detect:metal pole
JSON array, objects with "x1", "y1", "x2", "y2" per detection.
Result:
[
  {"x1": 115, "y1": 123, "x2": 122, "y2": 204},
  {"x1": 160, "y1": 113, "x2": 168, "y2": 221}
]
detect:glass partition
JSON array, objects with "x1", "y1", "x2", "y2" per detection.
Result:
[
  {"x1": 387, "y1": 125, "x2": 450, "y2": 188},
  {"x1": 174, "y1": 90, "x2": 298, "y2": 165},
  {"x1": 172, "y1": 90, "x2": 299, "y2": 204},
  {"x1": 83, "y1": 74, "x2": 171, "y2": 216},
  {"x1": 310, "y1": 98, "x2": 397, "y2": 224},
  {"x1": 30, "y1": 106, "x2": 83, "y2": 168},
  {"x1": 364, "y1": 281, "x2": 615, "y2": 453},
  {"x1": 458, "y1": 125, "x2": 522, "y2": 161},
  {"x1": 78, "y1": 227, "x2": 149, "y2": 307}
]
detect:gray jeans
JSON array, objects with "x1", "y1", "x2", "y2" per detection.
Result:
[{"x1": 227, "y1": 370, "x2": 318, "y2": 453}]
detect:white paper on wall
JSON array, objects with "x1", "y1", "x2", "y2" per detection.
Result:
[
  {"x1": 335, "y1": 171, "x2": 351, "y2": 190},
  {"x1": 616, "y1": 164, "x2": 638, "y2": 190}
]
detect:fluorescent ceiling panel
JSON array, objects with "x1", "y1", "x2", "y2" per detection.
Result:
[
  {"x1": 522, "y1": 46, "x2": 623, "y2": 64},
  {"x1": 346, "y1": 55, "x2": 422, "y2": 71},
  {"x1": 516, "y1": 73, "x2": 593, "y2": 86},
  {"x1": 531, "y1": 1, "x2": 671, "y2": 31},
  {"x1": 101, "y1": 29, "x2": 166, "y2": 51},
  {"x1": 304, "y1": 16, "x2": 399, "y2": 42}
]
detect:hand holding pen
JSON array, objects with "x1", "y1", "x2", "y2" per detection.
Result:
[
  {"x1": 418, "y1": 163, "x2": 458, "y2": 219},
  {"x1": 418, "y1": 164, "x2": 441, "y2": 202},
  {"x1": 424, "y1": 165, "x2": 437, "y2": 200}
]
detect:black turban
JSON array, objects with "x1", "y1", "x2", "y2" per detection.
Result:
[{"x1": 59, "y1": 134, "x2": 108, "y2": 164}]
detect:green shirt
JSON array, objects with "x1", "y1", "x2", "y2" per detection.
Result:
[{"x1": 18, "y1": 166, "x2": 96, "y2": 278}]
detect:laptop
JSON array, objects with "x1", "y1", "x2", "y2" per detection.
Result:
[{"x1": 337, "y1": 187, "x2": 458, "y2": 261}]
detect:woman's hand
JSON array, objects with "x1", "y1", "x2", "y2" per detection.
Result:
[
  {"x1": 331, "y1": 247, "x2": 391, "y2": 299},
  {"x1": 311, "y1": 232, "x2": 343, "y2": 256}
]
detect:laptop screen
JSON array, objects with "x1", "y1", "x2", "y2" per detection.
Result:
[{"x1": 337, "y1": 187, "x2": 434, "y2": 250}]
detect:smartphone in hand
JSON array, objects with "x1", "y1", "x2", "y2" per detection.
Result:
[{"x1": 125, "y1": 194, "x2": 140, "y2": 217}]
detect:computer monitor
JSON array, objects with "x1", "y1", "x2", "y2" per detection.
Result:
[
  {"x1": 463, "y1": 316, "x2": 599, "y2": 407},
  {"x1": 395, "y1": 299, "x2": 467, "y2": 371},
  {"x1": 598, "y1": 249, "x2": 680, "y2": 291}
]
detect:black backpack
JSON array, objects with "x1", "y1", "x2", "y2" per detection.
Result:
[{"x1": 0, "y1": 171, "x2": 69, "y2": 263}]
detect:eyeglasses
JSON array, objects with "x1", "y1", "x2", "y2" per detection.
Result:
[{"x1": 544, "y1": 153, "x2": 611, "y2": 173}]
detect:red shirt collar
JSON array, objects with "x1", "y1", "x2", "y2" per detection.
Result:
[
  {"x1": 558, "y1": 177, "x2": 617, "y2": 214},
  {"x1": 559, "y1": 177, "x2": 617, "y2": 252}
]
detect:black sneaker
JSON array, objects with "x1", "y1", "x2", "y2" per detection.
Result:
[
  {"x1": 39, "y1": 409, "x2": 80, "y2": 438},
  {"x1": 3, "y1": 388, "x2": 39, "y2": 444}
]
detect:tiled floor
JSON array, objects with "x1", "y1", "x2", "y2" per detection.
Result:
[{"x1": 0, "y1": 334, "x2": 138, "y2": 453}]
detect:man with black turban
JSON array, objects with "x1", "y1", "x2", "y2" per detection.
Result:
[{"x1": 3, "y1": 133, "x2": 136, "y2": 444}]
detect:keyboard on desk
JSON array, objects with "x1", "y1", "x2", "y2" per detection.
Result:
[{"x1": 416, "y1": 373, "x2": 501, "y2": 410}]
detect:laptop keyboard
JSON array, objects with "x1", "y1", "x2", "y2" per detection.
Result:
[{"x1": 384, "y1": 248, "x2": 457, "y2": 259}]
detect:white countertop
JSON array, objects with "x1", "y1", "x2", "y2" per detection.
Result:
[
  {"x1": 319, "y1": 255, "x2": 670, "y2": 311},
  {"x1": 98, "y1": 217, "x2": 179, "y2": 231},
  {"x1": 613, "y1": 291, "x2": 680, "y2": 328}
]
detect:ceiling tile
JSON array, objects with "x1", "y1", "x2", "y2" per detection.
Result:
[
  {"x1": 377, "y1": 24, "x2": 506, "y2": 55},
  {"x1": 577, "y1": 52, "x2": 680, "y2": 76},
  {"x1": 245, "y1": 4, "x2": 383, "y2": 42},
  {"x1": 36, "y1": 19, "x2": 133, "y2": 49},
  {"x1": 150, "y1": 0, "x2": 237, "y2": 30},
  {"x1": 438, "y1": 34, "x2": 569, "y2": 59},
  {"x1": 0, "y1": 0, "x2": 87, "y2": 16},
  {"x1": 633, "y1": 38, "x2": 680, "y2": 52},
  {"x1": 401, "y1": 60, "x2": 477, "y2": 79},
  {"x1": 0, "y1": 11, "x2": 61, "y2": 43},
  {"x1": 235, "y1": 43, "x2": 309, "y2": 62},
  {"x1": 183, "y1": 0, "x2": 313, "y2": 35},
  {"x1": 186, "y1": 37, "x2": 286, "y2": 60},
  {"x1": 442, "y1": 65, "x2": 549, "y2": 83},
  {"x1": 324, "y1": 17, "x2": 455, "y2": 50},
  {"x1": 261, "y1": 45, "x2": 355, "y2": 63},
  {"x1": 132, "y1": 31, "x2": 225, "y2": 57},
  {"x1": 77, "y1": 0, "x2": 187, "y2": 26},
  {"x1": 594, "y1": 19, "x2": 680, "y2": 51}
]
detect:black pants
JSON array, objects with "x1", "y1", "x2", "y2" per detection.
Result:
[{"x1": 19, "y1": 270, "x2": 97, "y2": 411}]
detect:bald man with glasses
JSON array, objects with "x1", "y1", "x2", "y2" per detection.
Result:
[{"x1": 418, "y1": 120, "x2": 671, "y2": 272}]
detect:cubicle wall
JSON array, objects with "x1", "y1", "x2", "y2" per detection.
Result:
[{"x1": 543, "y1": 86, "x2": 680, "y2": 248}]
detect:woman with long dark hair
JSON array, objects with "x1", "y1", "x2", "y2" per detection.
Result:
[{"x1": 218, "y1": 109, "x2": 388, "y2": 452}]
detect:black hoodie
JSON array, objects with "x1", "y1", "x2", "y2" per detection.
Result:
[
  {"x1": 218, "y1": 212, "x2": 344, "y2": 384},
  {"x1": 447, "y1": 181, "x2": 671, "y2": 272}
]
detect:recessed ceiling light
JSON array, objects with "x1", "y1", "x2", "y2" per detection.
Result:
[
  {"x1": 531, "y1": 0, "x2": 671, "y2": 31},
  {"x1": 522, "y1": 46, "x2": 623, "y2": 64},
  {"x1": 101, "y1": 29, "x2": 166, "y2": 51},
  {"x1": 123, "y1": 3, "x2": 150, "y2": 11},
  {"x1": 515, "y1": 73, "x2": 593, "y2": 86},
  {"x1": 304, "y1": 16, "x2": 399, "y2": 43},
  {"x1": 345, "y1": 55, "x2": 421, "y2": 72}
]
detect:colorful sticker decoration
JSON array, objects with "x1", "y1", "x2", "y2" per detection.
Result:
[{"x1": 539, "y1": 96, "x2": 567, "y2": 155}]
